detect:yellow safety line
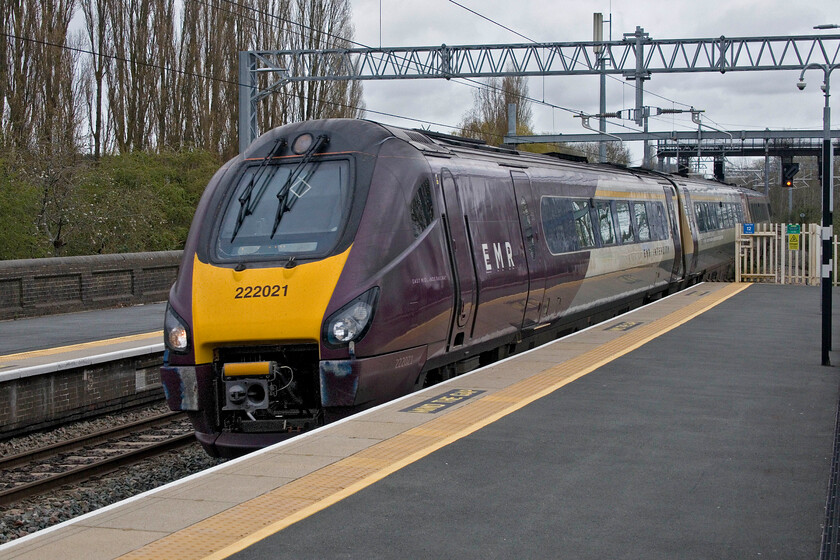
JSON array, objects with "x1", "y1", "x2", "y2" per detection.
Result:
[
  {"x1": 0, "y1": 331, "x2": 162, "y2": 363},
  {"x1": 120, "y1": 283, "x2": 749, "y2": 560}
]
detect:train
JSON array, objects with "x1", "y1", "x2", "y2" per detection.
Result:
[{"x1": 160, "y1": 118, "x2": 770, "y2": 458}]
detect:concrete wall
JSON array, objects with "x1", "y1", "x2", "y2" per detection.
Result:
[{"x1": 0, "y1": 251, "x2": 182, "y2": 320}]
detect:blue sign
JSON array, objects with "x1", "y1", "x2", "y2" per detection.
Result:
[{"x1": 743, "y1": 223, "x2": 755, "y2": 234}]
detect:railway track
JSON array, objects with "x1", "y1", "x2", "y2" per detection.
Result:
[{"x1": 0, "y1": 411, "x2": 195, "y2": 506}]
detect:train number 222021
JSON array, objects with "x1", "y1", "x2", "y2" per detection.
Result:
[{"x1": 234, "y1": 285, "x2": 288, "y2": 299}]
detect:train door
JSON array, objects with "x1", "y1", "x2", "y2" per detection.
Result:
[
  {"x1": 439, "y1": 169, "x2": 477, "y2": 348},
  {"x1": 678, "y1": 188, "x2": 700, "y2": 275},
  {"x1": 662, "y1": 183, "x2": 684, "y2": 282},
  {"x1": 510, "y1": 171, "x2": 546, "y2": 327}
]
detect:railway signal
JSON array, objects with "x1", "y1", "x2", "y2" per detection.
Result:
[{"x1": 782, "y1": 162, "x2": 799, "y2": 187}]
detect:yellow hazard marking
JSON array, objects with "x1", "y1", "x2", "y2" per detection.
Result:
[
  {"x1": 119, "y1": 283, "x2": 749, "y2": 560},
  {"x1": 0, "y1": 331, "x2": 162, "y2": 364}
]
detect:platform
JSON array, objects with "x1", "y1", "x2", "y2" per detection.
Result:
[
  {"x1": 0, "y1": 303, "x2": 165, "y2": 381},
  {"x1": 1, "y1": 283, "x2": 838, "y2": 559}
]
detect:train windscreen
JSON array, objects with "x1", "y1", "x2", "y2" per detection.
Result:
[{"x1": 214, "y1": 159, "x2": 351, "y2": 261}]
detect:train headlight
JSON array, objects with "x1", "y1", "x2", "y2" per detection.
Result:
[
  {"x1": 324, "y1": 287, "x2": 379, "y2": 347},
  {"x1": 164, "y1": 303, "x2": 191, "y2": 354}
]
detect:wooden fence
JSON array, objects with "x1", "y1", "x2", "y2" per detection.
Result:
[{"x1": 735, "y1": 223, "x2": 823, "y2": 285}]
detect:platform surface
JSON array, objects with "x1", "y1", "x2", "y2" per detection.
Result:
[
  {"x1": 0, "y1": 303, "x2": 165, "y2": 381},
  {"x1": 1, "y1": 283, "x2": 838, "y2": 559}
]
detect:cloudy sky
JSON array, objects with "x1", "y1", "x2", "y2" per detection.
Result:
[{"x1": 347, "y1": 0, "x2": 839, "y2": 165}]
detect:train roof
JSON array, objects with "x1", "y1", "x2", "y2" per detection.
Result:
[
  {"x1": 385, "y1": 122, "x2": 766, "y2": 199},
  {"x1": 245, "y1": 119, "x2": 766, "y2": 199}
]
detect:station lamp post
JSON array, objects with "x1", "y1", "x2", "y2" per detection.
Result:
[{"x1": 797, "y1": 62, "x2": 838, "y2": 366}]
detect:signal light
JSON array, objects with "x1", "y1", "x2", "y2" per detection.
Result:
[{"x1": 782, "y1": 162, "x2": 799, "y2": 188}]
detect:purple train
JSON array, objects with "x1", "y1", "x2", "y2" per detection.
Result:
[{"x1": 161, "y1": 119, "x2": 770, "y2": 457}]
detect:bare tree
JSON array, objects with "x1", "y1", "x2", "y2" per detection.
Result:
[
  {"x1": 568, "y1": 142, "x2": 631, "y2": 165},
  {"x1": 177, "y1": 0, "x2": 256, "y2": 158},
  {"x1": 176, "y1": 0, "x2": 204, "y2": 150},
  {"x1": 457, "y1": 74, "x2": 533, "y2": 146},
  {"x1": 175, "y1": 0, "x2": 362, "y2": 159},
  {"x1": 0, "y1": 0, "x2": 9, "y2": 148},
  {"x1": 2, "y1": 0, "x2": 39, "y2": 149},
  {"x1": 38, "y1": 0, "x2": 79, "y2": 152},
  {"x1": 286, "y1": 0, "x2": 364, "y2": 122},
  {"x1": 80, "y1": 0, "x2": 110, "y2": 158},
  {"x1": 253, "y1": 0, "x2": 291, "y2": 131},
  {"x1": 108, "y1": 0, "x2": 162, "y2": 152}
]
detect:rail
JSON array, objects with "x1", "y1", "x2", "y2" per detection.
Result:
[{"x1": 0, "y1": 412, "x2": 193, "y2": 506}]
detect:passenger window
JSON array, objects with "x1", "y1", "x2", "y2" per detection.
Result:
[
  {"x1": 541, "y1": 197, "x2": 577, "y2": 254},
  {"x1": 409, "y1": 179, "x2": 435, "y2": 238},
  {"x1": 573, "y1": 200, "x2": 596, "y2": 249},
  {"x1": 695, "y1": 202, "x2": 706, "y2": 232},
  {"x1": 650, "y1": 202, "x2": 669, "y2": 240},
  {"x1": 615, "y1": 202, "x2": 634, "y2": 243},
  {"x1": 519, "y1": 196, "x2": 536, "y2": 259},
  {"x1": 634, "y1": 202, "x2": 650, "y2": 241},
  {"x1": 597, "y1": 201, "x2": 616, "y2": 245}
]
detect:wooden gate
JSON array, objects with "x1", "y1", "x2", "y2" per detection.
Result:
[{"x1": 735, "y1": 223, "x2": 821, "y2": 285}]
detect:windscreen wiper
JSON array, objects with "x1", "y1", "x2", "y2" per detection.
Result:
[
  {"x1": 270, "y1": 134, "x2": 329, "y2": 239},
  {"x1": 231, "y1": 136, "x2": 286, "y2": 242}
]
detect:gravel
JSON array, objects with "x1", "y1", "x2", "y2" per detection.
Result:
[
  {"x1": 0, "y1": 404, "x2": 225, "y2": 545},
  {"x1": 0, "y1": 402, "x2": 173, "y2": 458}
]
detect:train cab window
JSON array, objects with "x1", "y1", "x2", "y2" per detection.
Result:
[
  {"x1": 596, "y1": 201, "x2": 616, "y2": 245},
  {"x1": 573, "y1": 200, "x2": 596, "y2": 249},
  {"x1": 615, "y1": 201, "x2": 634, "y2": 244},
  {"x1": 214, "y1": 159, "x2": 351, "y2": 260},
  {"x1": 409, "y1": 178, "x2": 435, "y2": 238},
  {"x1": 634, "y1": 202, "x2": 651, "y2": 242}
]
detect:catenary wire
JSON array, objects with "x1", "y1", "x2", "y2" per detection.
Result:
[{"x1": 445, "y1": 0, "x2": 694, "y2": 110}]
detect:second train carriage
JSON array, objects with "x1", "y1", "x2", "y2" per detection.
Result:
[{"x1": 160, "y1": 119, "x2": 770, "y2": 457}]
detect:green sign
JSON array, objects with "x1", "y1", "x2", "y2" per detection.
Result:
[{"x1": 787, "y1": 224, "x2": 801, "y2": 235}]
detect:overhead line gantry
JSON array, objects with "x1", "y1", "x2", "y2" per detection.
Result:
[{"x1": 240, "y1": 30, "x2": 840, "y2": 150}]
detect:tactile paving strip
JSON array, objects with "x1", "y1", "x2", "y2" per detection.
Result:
[{"x1": 120, "y1": 283, "x2": 748, "y2": 560}]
